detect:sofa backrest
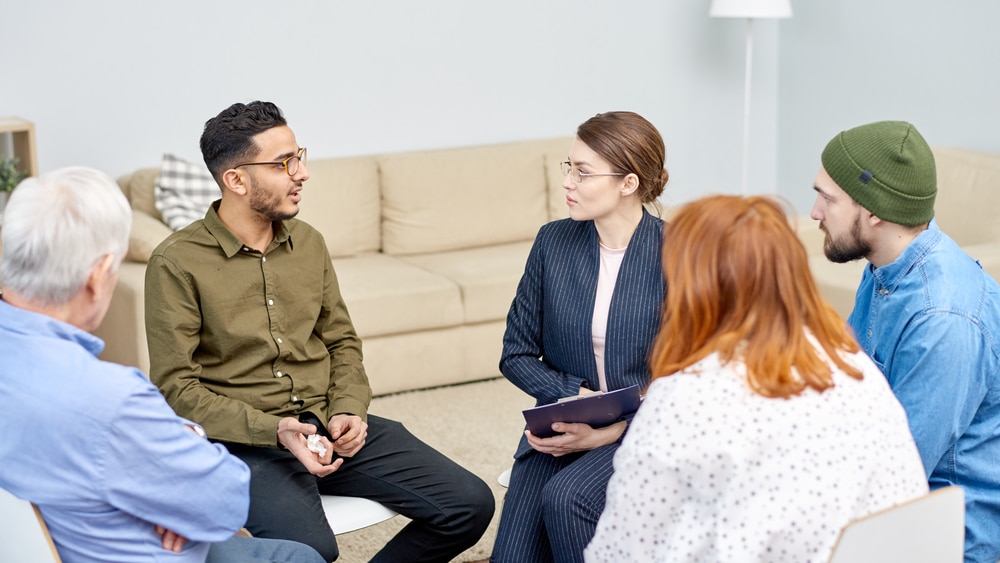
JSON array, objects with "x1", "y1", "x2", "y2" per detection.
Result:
[
  {"x1": 117, "y1": 137, "x2": 576, "y2": 262},
  {"x1": 932, "y1": 147, "x2": 1000, "y2": 248},
  {"x1": 378, "y1": 137, "x2": 573, "y2": 255},
  {"x1": 294, "y1": 155, "x2": 382, "y2": 257}
]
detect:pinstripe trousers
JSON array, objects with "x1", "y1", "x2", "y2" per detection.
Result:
[{"x1": 491, "y1": 443, "x2": 619, "y2": 563}]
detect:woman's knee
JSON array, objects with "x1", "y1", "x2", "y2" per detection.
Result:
[{"x1": 540, "y1": 475, "x2": 603, "y2": 524}]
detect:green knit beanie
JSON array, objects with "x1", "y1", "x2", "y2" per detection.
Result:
[{"x1": 821, "y1": 121, "x2": 937, "y2": 226}]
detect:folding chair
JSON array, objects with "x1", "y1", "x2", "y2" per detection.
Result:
[{"x1": 827, "y1": 486, "x2": 965, "y2": 563}]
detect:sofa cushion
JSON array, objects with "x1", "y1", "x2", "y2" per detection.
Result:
[
  {"x1": 808, "y1": 257, "x2": 867, "y2": 320},
  {"x1": 294, "y1": 156, "x2": 381, "y2": 257},
  {"x1": 154, "y1": 154, "x2": 220, "y2": 231},
  {"x1": 794, "y1": 215, "x2": 826, "y2": 258},
  {"x1": 118, "y1": 167, "x2": 163, "y2": 220},
  {"x1": 544, "y1": 140, "x2": 572, "y2": 221},
  {"x1": 400, "y1": 241, "x2": 534, "y2": 324},
  {"x1": 331, "y1": 253, "x2": 463, "y2": 338},
  {"x1": 379, "y1": 141, "x2": 552, "y2": 255},
  {"x1": 931, "y1": 147, "x2": 1000, "y2": 248},
  {"x1": 961, "y1": 243, "x2": 1000, "y2": 284}
]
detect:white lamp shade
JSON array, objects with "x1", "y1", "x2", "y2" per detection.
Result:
[{"x1": 710, "y1": 0, "x2": 792, "y2": 19}]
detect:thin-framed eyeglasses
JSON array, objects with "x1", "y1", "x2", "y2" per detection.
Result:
[
  {"x1": 234, "y1": 147, "x2": 308, "y2": 177},
  {"x1": 560, "y1": 161, "x2": 626, "y2": 183}
]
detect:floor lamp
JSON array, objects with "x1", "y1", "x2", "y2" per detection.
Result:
[{"x1": 710, "y1": 0, "x2": 792, "y2": 195}]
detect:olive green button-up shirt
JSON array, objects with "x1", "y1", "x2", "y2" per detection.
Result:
[{"x1": 145, "y1": 202, "x2": 371, "y2": 447}]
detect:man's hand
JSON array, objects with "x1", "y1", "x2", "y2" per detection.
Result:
[
  {"x1": 156, "y1": 525, "x2": 188, "y2": 553},
  {"x1": 525, "y1": 420, "x2": 627, "y2": 457},
  {"x1": 277, "y1": 417, "x2": 342, "y2": 477},
  {"x1": 327, "y1": 414, "x2": 367, "y2": 457}
]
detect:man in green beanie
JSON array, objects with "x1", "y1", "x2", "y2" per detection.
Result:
[{"x1": 810, "y1": 120, "x2": 1000, "y2": 563}]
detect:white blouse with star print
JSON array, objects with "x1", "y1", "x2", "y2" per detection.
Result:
[{"x1": 585, "y1": 345, "x2": 929, "y2": 563}]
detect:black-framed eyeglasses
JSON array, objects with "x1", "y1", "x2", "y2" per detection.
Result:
[
  {"x1": 234, "y1": 147, "x2": 308, "y2": 177},
  {"x1": 560, "y1": 161, "x2": 626, "y2": 184}
]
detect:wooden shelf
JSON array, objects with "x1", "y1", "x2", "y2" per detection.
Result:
[{"x1": 0, "y1": 117, "x2": 38, "y2": 178}]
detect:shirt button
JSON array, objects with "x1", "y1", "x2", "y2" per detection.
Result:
[
  {"x1": 277, "y1": 338, "x2": 283, "y2": 344},
  {"x1": 262, "y1": 256, "x2": 267, "y2": 263},
  {"x1": 268, "y1": 299, "x2": 274, "y2": 306},
  {"x1": 243, "y1": 246, "x2": 250, "y2": 251},
  {"x1": 291, "y1": 395, "x2": 300, "y2": 402},
  {"x1": 276, "y1": 371, "x2": 284, "y2": 378},
  {"x1": 867, "y1": 330, "x2": 872, "y2": 338}
]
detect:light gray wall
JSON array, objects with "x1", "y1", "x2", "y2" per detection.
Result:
[
  {"x1": 777, "y1": 1, "x2": 1000, "y2": 214},
  {"x1": 14, "y1": 1, "x2": 989, "y2": 218},
  {"x1": 1, "y1": 1, "x2": 782, "y2": 209}
]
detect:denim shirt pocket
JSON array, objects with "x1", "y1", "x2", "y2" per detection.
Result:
[{"x1": 869, "y1": 350, "x2": 886, "y2": 374}]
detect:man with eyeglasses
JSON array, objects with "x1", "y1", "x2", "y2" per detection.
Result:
[
  {"x1": 0, "y1": 166, "x2": 325, "y2": 563},
  {"x1": 144, "y1": 101, "x2": 494, "y2": 563}
]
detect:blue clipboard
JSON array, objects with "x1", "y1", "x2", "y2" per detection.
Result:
[{"x1": 522, "y1": 384, "x2": 642, "y2": 438}]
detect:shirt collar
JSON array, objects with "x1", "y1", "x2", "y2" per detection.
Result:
[
  {"x1": 870, "y1": 218, "x2": 941, "y2": 290},
  {"x1": 202, "y1": 200, "x2": 294, "y2": 258},
  {"x1": 0, "y1": 298, "x2": 105, "y2": 357}
]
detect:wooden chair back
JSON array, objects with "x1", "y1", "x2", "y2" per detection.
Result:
[{"x1": 0, "y1": 487, "x2": 62, "y2": 562}]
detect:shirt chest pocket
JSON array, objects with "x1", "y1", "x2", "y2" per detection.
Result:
[{"x1": 869, "y1": 349, "x2": 887, "y2": 374}]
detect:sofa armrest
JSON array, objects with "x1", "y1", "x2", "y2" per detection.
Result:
[
  {"x1": 127, "y1": 211, "x2": 173, "y2": 263},
  {"x1": 93, "y1": 261, "x2": 150, "y2": 374}
]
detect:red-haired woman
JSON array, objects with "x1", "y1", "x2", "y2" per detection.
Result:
[{"x1": 585, "y1": 195, "x2": 928, "y2": 563}]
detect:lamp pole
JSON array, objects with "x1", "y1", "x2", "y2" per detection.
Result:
[
  {"x1": 741, "y1": 18, "x2": 754, "y2": 196},
  {"x1": 709, "y1": 0, "x2": 792, "y2": 197}
]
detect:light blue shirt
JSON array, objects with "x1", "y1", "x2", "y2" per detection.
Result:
[
  {"x1": 848, "y1": 221, "x2": 1000, "y2": 563},
  {"x1": 0, "y1": 299, "x2": 251, "y2": 562}
]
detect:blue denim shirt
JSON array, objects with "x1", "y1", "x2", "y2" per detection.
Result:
[{"x1": 848, "y1": 221, "x2": 1000, "y2": 563}]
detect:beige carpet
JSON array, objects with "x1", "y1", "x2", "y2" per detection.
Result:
[{"x1": 333, "y1": 377, "x2": 534, "y2": 562}]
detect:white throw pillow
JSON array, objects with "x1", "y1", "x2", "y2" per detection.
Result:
[{"x1": 154, "y1": 153, "x2": 219, "y2": 231}]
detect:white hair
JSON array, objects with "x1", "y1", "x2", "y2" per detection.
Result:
[{"x1": 0, "y1": 166, "x2": 131, "y2": 306}]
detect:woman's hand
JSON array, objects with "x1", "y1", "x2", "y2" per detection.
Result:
[{"x1": 525, "y1": 420, "x2": 627, "y2": 456}]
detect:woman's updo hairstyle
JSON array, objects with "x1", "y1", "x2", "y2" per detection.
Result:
[{"x1": 576, "y1": 111, "x2": 668, "y2": 204}]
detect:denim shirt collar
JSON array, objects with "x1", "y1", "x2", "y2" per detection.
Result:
[{"x1": 869, "y1": 219, "x2": 941, "y2": 293}]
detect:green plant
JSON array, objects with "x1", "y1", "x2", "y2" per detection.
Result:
[{"x1": 0, "y1": 157, "x2": 26, "y2": 193}]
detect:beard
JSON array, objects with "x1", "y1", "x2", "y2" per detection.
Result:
[
  {"x1": 822, "y1": 214, "x2": 871, "y2": 263},
  {"x1": 247, "y1": 173, "x2": 299, "y2": 222}
]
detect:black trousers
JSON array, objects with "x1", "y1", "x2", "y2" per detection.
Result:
[{"x1": 225, "y1": 415, "x2": 494, "y2": 562}]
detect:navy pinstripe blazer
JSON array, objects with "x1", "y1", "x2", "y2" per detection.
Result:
[{"x1": 501, "y1": 209, "x2": 666, "y2": 459}]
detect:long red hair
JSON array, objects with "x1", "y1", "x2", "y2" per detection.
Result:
[{"x1": 651, "y1": 195, "x2": 861, "y2": 398}]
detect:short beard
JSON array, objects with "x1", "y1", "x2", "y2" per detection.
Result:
[
  {"x1": 823, "y1": 215, "x2": 871, "y2": 263},
  {"x1": 247, "y1": 172, "x2": 299, "y2": 222}
]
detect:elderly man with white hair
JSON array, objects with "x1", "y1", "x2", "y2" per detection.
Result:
[{"x1": 0, "y1": 167, "x2": 324, "y2": 563}]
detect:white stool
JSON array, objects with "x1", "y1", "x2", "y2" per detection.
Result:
[
  {"x1": 321, "y1": 495, "x2": 398, "y2": 535},
  {"x1": 498, "y1": 467, "x2": 511, "y2": 488}
]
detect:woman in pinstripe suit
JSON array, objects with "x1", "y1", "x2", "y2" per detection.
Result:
[{"x1": 490, "y1": 111, "x2": 668, "y2": 563}]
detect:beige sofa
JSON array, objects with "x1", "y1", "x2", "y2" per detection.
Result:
[
  {"x1": 798, "y1": 146, "x2": 1000, "y2": 319},
  {"x1": 95, "y1": 136, "x2": 575, "y2": 396}
]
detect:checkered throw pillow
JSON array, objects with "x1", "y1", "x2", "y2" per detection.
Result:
[{"x1": 154, "y1": 153, "x2": 219, "y2": 231}]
